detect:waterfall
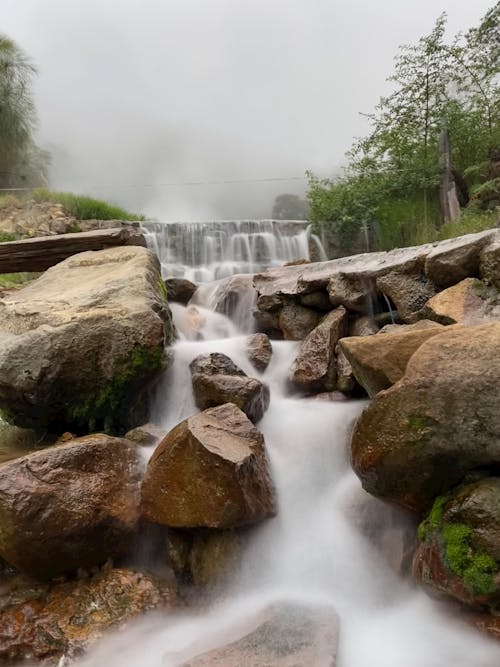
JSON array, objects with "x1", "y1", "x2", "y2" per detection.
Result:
[
  {"x1": 142, "y1": 220, "x2": 327, "y2": 282},
  {"x1": 78, "y1": 299, "x2": 500, "y2": 666}
]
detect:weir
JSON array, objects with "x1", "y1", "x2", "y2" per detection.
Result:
[{"x1": 142, "y1": 220, "x2": 327, "y2": 282}]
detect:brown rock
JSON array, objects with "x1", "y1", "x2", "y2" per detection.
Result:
[
  {"x1": 349, "y1": 316, "x2": 379, "y2": 337},
  {"x1": 125, "y1": 423, "x2": 164, "y2": 447},
  {"x1": 190, "y1": 353, "x2": 270, "y2": 423},
  {"x1": 327, "y1": 272, "x2": 376, "y2": 312},
  {"x1": 141, "y1": 403, "x2": 277, "y2": 529},
  {"x1": 0, "y1": 567, "x2": 177, "y2": 664},
  {"x1": 339, "y1": 324, "x2": 444, "y2": 397},
  {"x1": 252, "y1": 309, "x2": 281, "y2": 338},
  {"x1": 165, "y1": 278, "x2": 197, "y2": 304},
  {"x1": 278, "y1": 303, "x2": 322, "y2": 340},
  {"x1": 480, "y1": 238, "x2": 500, "y2": 289},
  {"x1": 422, "y1": 278, "x2": 500, "y2": 325},
  {"x1": 0, "y1": 246, "x2": 174, "y2": 434},
  {"x1": 413, "y1": 479, "x2": 500, "y2": 611},
  {"x1": 299, "y1": 290, "x2": 332, "y2": 310},
  {"x1": 335, "y1": 346, "x2": 358, "y2": 395},
  {"x1": 246, "y1": 333, "x2": 273, "y2": 372},
  {"x1": 425, "y1": 229, "x2": 497, "y2": 288},
  {"x1": 0, "y1": 435, "x2": 142, "y2": 579},
  {"x1": 290, "y1": 307, "x2": 347, "y2": 392},
  {"x1": 351, "y1": 323, "x2": 500, "y2": 512},
  {"x1": 166, "y1": 528, "x2": 247, "y2": 589},
  {"x1": 181, "y1": 602, "x2": 338, "y2": 667},
  {"x1": 376, "y1": 270, "x2": 436, "y2": 322}
]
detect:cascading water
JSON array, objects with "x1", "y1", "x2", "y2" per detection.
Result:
[
  {"x1": 142, "y1": 220, "x2": 327, "y2": 282},
  {"x1": 79, "y1": 295, "x2": 500, "y2": 666}
]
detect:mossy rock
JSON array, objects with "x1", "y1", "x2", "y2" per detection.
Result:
[{"x1": 413, "y1": 478, "x2": 500, "y2": 612}]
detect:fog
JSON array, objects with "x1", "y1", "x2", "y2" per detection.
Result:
[{"x1": 2, "y1": 0, "x2": 494, "y2": 219}]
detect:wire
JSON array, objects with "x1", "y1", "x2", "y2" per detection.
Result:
[{"x1": 0, "y1": 175, "x2": 308, "y2": 192}]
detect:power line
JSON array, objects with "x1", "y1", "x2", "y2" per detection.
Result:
[{"x1": 0, "y1": 175, "x2": 308, "y2": 193}]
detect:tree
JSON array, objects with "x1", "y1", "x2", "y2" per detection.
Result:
[
  {"x1": 271, "y1": 193, "x2": 309, "y2": 220},
  {"x1": 0, "y1": 35, "x2": 49, "y2": 190}
]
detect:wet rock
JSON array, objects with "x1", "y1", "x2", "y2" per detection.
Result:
[
  {"x1": 376, "y1": 270, "x2": 436, "y2": 322},
  {"x1": 351, "y1": 323, "x2": 500, "y2": 512},
  {"x1": 480, "y1": 238, "x2": 500, "y2": 289},
  {"x1": 327, "y1": 272, "x2": 377, "y2": 312},
  {"x1": 335, "y1": 346, "x2": 358, "y2": 395},
  {"x1": 349, "y1": 316, "x2": 379, "y2": 337},
  {"x1": 166, "y1": 528, "x2": 247, "y2": 589},
  {"x1": 0, "y1": 567, "x2": 177, "y2": 664},
  {"x1": 290, "y1": 307, "x2": 347, "y2": 392},
  {"x1": 421, "y1": 278, "x2": 500, "y2": 325},
  {"x1": 181, "y1": 602, "x2": 338, "y2": 667},
  {"x1": 339, "y1": 323, "x2": 445, "y2": 397},
  {"x1": 0, "y1": 435, "x2": 142, "y2": 579},
  {"x1": 125, "y1": 423, "x2": 164, "y2": 447},
  {"x1": 245, "y1": 334, "x2": 273, "y2": 372},
  {"x1": 190, "y1": 353, "x2": 270, "y2": 423},
  {"x1": 141, "y1": 403, "x2": 277, "y2": 529},
  {"x1": 424, "y1": 229, "x2": 497, "y2": 288},
  {"x1": 299, "y1": 290, "x2": 332, "y2": 310},
  {"x1": 0, "y1": 246, "x2": 173, "y2": 434},
  {"x1": 413, "y1": 478, "x2": 500, "y2": 611},
  {"x1": 252, "y1": 309, "x2": 281, "y2": 338},
  {"x1": 0, "y1": 421, "x2": 55, "y2": 464},
  {"x1": 192, "y1": 274, "x2": 256, "y2": 320},
  {"x1": 165, "y1": 277, "x2": 197, "y2": 304},
  {"x1": 278, "y1": 303, "x2": 322, "y2": 340}
]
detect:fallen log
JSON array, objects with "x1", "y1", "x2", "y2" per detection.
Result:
[{"x1": 0, "y1": 227, "x2": 147, "y2": 273}]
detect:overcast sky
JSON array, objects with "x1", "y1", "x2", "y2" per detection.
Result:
[{"x1": 2, "y1": 0, "x2": 494, "y2": 219}]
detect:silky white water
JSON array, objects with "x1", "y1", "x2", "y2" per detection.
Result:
[
  {"x1": 81, "y1": 305, "x2": 499, "y2": 667},
  {"x1": 143, "y1": 220, "x2": 327, "y2": 282}
]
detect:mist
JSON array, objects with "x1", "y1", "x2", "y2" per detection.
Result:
[{"x1": 2, "y1": 0, "x2": 494, "y2": 220}]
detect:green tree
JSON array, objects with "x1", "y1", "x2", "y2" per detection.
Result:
[
  {"x1": 272, "y1": 193, "x2": 309, "y2": 220},
  {"x1": 0, "y1": 35, "x2": 49, "y2": 189}
]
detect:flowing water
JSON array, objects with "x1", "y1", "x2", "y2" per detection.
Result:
[
  {"x1": 79, "y1": 289, "x2": 500, "y2": 666},
  {"x1": 143, "y1": 220, "x2": 327, "y2": 281}
]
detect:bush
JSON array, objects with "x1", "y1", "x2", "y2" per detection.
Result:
[{"x1": 31, "y1": 189, "x2": 145, "y2": 221}]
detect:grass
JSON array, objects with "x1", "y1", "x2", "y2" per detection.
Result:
[
  {"x1": 31, "y1": 188, "x2": 146, "y2": 221},
  {"x1": 0, "y1": 272, "x2": 40, "y2": 289}
]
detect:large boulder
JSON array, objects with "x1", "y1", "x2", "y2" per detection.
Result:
[
  {"x1": 0, "y1": 435, "x2": 142, "y2": 579},
  {"x1": 413, "y1": 478, "x2": 500, "y2": 611},
  {"x1": 375, "y1": 270, "x2": 436, "y2": 322},
  {"x1": 278, "y1": 303, "x2": 322, "y2": 340},
  {"x1": 164, "y1": 277, "x2": 197, "y2": 304},
  {"x1": 421, "y1": 278, "x2": 500, "y2": 325},
  {"x1": 141, "y1": 403, "x2": 277, "y2": 529},
  {"x1": 181, "y1": 602, "x2": 338, "y2": 667},
  {"x1": 0, "y1": 567, "x2": 177, "y2": 664},
  {"x1": 190, "y1": 353, "x2": 270, "y2": 423},
  {"x1": 351, "y1": 323, "x2": 500, "y2": 513},
  {"x1": 339, "y1": 322, "x2": 445, "y2": 397},
  {"x1": 290, "y1": 307, "x2": 347, "y2": 392},
  {"x1": 480, "y1": 238, "x2": 500, "y2": 288},
  {"x1": 0, "y1": 246, "x2": 174, "y2": 434}
]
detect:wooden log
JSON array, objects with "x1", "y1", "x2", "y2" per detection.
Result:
[{"x1": 0, "y1": 227, "x2": 147, "y2": 274}]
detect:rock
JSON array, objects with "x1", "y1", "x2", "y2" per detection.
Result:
[
  {"x1": 0, "y1": 567, "x2": 177, "y2": 664},
  {"x1": 299, "y1": 290, "x2": 332, "y2": 310},
  {"x1": 376, "y1": 270, "x2": 436, "y2": 322},
  {"x1": 165, "y1": 277, "x2": 197, "y2": 304},
  {"x1": 424, "y1": 229, "x2": 497, "y2": 288},
  {"x1": 278, "y1": 303, "x2": 322, "y2": 340},
  {"x1": 378, "y1": 319, "x2": 443, "y2": 334},
  {"x1": 0, "y1": 421, "x2": 55, "y2": 464},
  {"x1": 421, "y1": 278, "x2": 500, "y2": 325},
  {"x1": 190, "y1": 353, "x2": 270, "y2": 423},
  {"x1": 0, "y1": 246, "x2": 174, "y2": 434},
  {"x1": 181, "y1": 602, "x2": 338, "y2": 667},
  {"x1": 141, "y1": 403, "x2": 277, "y2": 529},
  {"x1": 349, "y1": 316, "x2": 379, "y2": 337},
  {"x1": 480, "y1": 239, "x2": 500, "y2": 289},
  {"x1": 124, "y1": 423, "x2": 164, "y2": 447},
  {"x1": 252, "y1": 309, "x2": 282, "y2": 338},
  {"x1": 290, "y1": 307, "x2": 347, "y2": 392},
  {"x1": 351, "y1": 323, "x2": 500, "y2": 512},
  {"x1": 339, "y1": 323, "x2": 445, "y2": 397},
  {"x1": 0, "y1": 435, "x2": 142, "y2": 579},
  {"x1": 413, "y1": 478, "x2": 500, "y2": 611},
  {"x1": 335, "y1": 346, "x2": 358, "y2": 395},
  {"x1": 246, "y1": 333, "x2": 273, "y2": 372},
  {"x1": 166, "y1": 528, "x2": 247, "y2": 588},
  {"x1": 192, "y1": 274, "x2": 256, "y2": 321},
  {"x1": 327, "y1": 272, "x2": 376, "y2": 312}
]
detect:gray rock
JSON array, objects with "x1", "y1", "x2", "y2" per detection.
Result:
[{"x1": 246, "y1": 333, "x2": 273, "y2": 372}]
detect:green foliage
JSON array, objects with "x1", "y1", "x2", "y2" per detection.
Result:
[
  {"x1": 0, "y1": 35, "x2": 49, "y2": 190},
  {"x1": 0, "y1": 272, "x2": 39, "y2": 289},
  {"x1": 442, "y1": 523, "x2": 496, "y2": 596},
  {"x1": 417, "y1": 495, "x2": 448, "y2": 541},
  {"x1": 308, "y1": 4, "x2": 499, "y2": 255},
  {"x1": 0, "y1": 232, "x2": 17, "y2": 242},
  {"x1": 31, "y1": 189, "x2": 145, "y2": 221}
]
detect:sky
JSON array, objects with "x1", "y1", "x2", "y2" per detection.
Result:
[{"x1": 1, "y1": 0, "x2": 494, "y2": 220}]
